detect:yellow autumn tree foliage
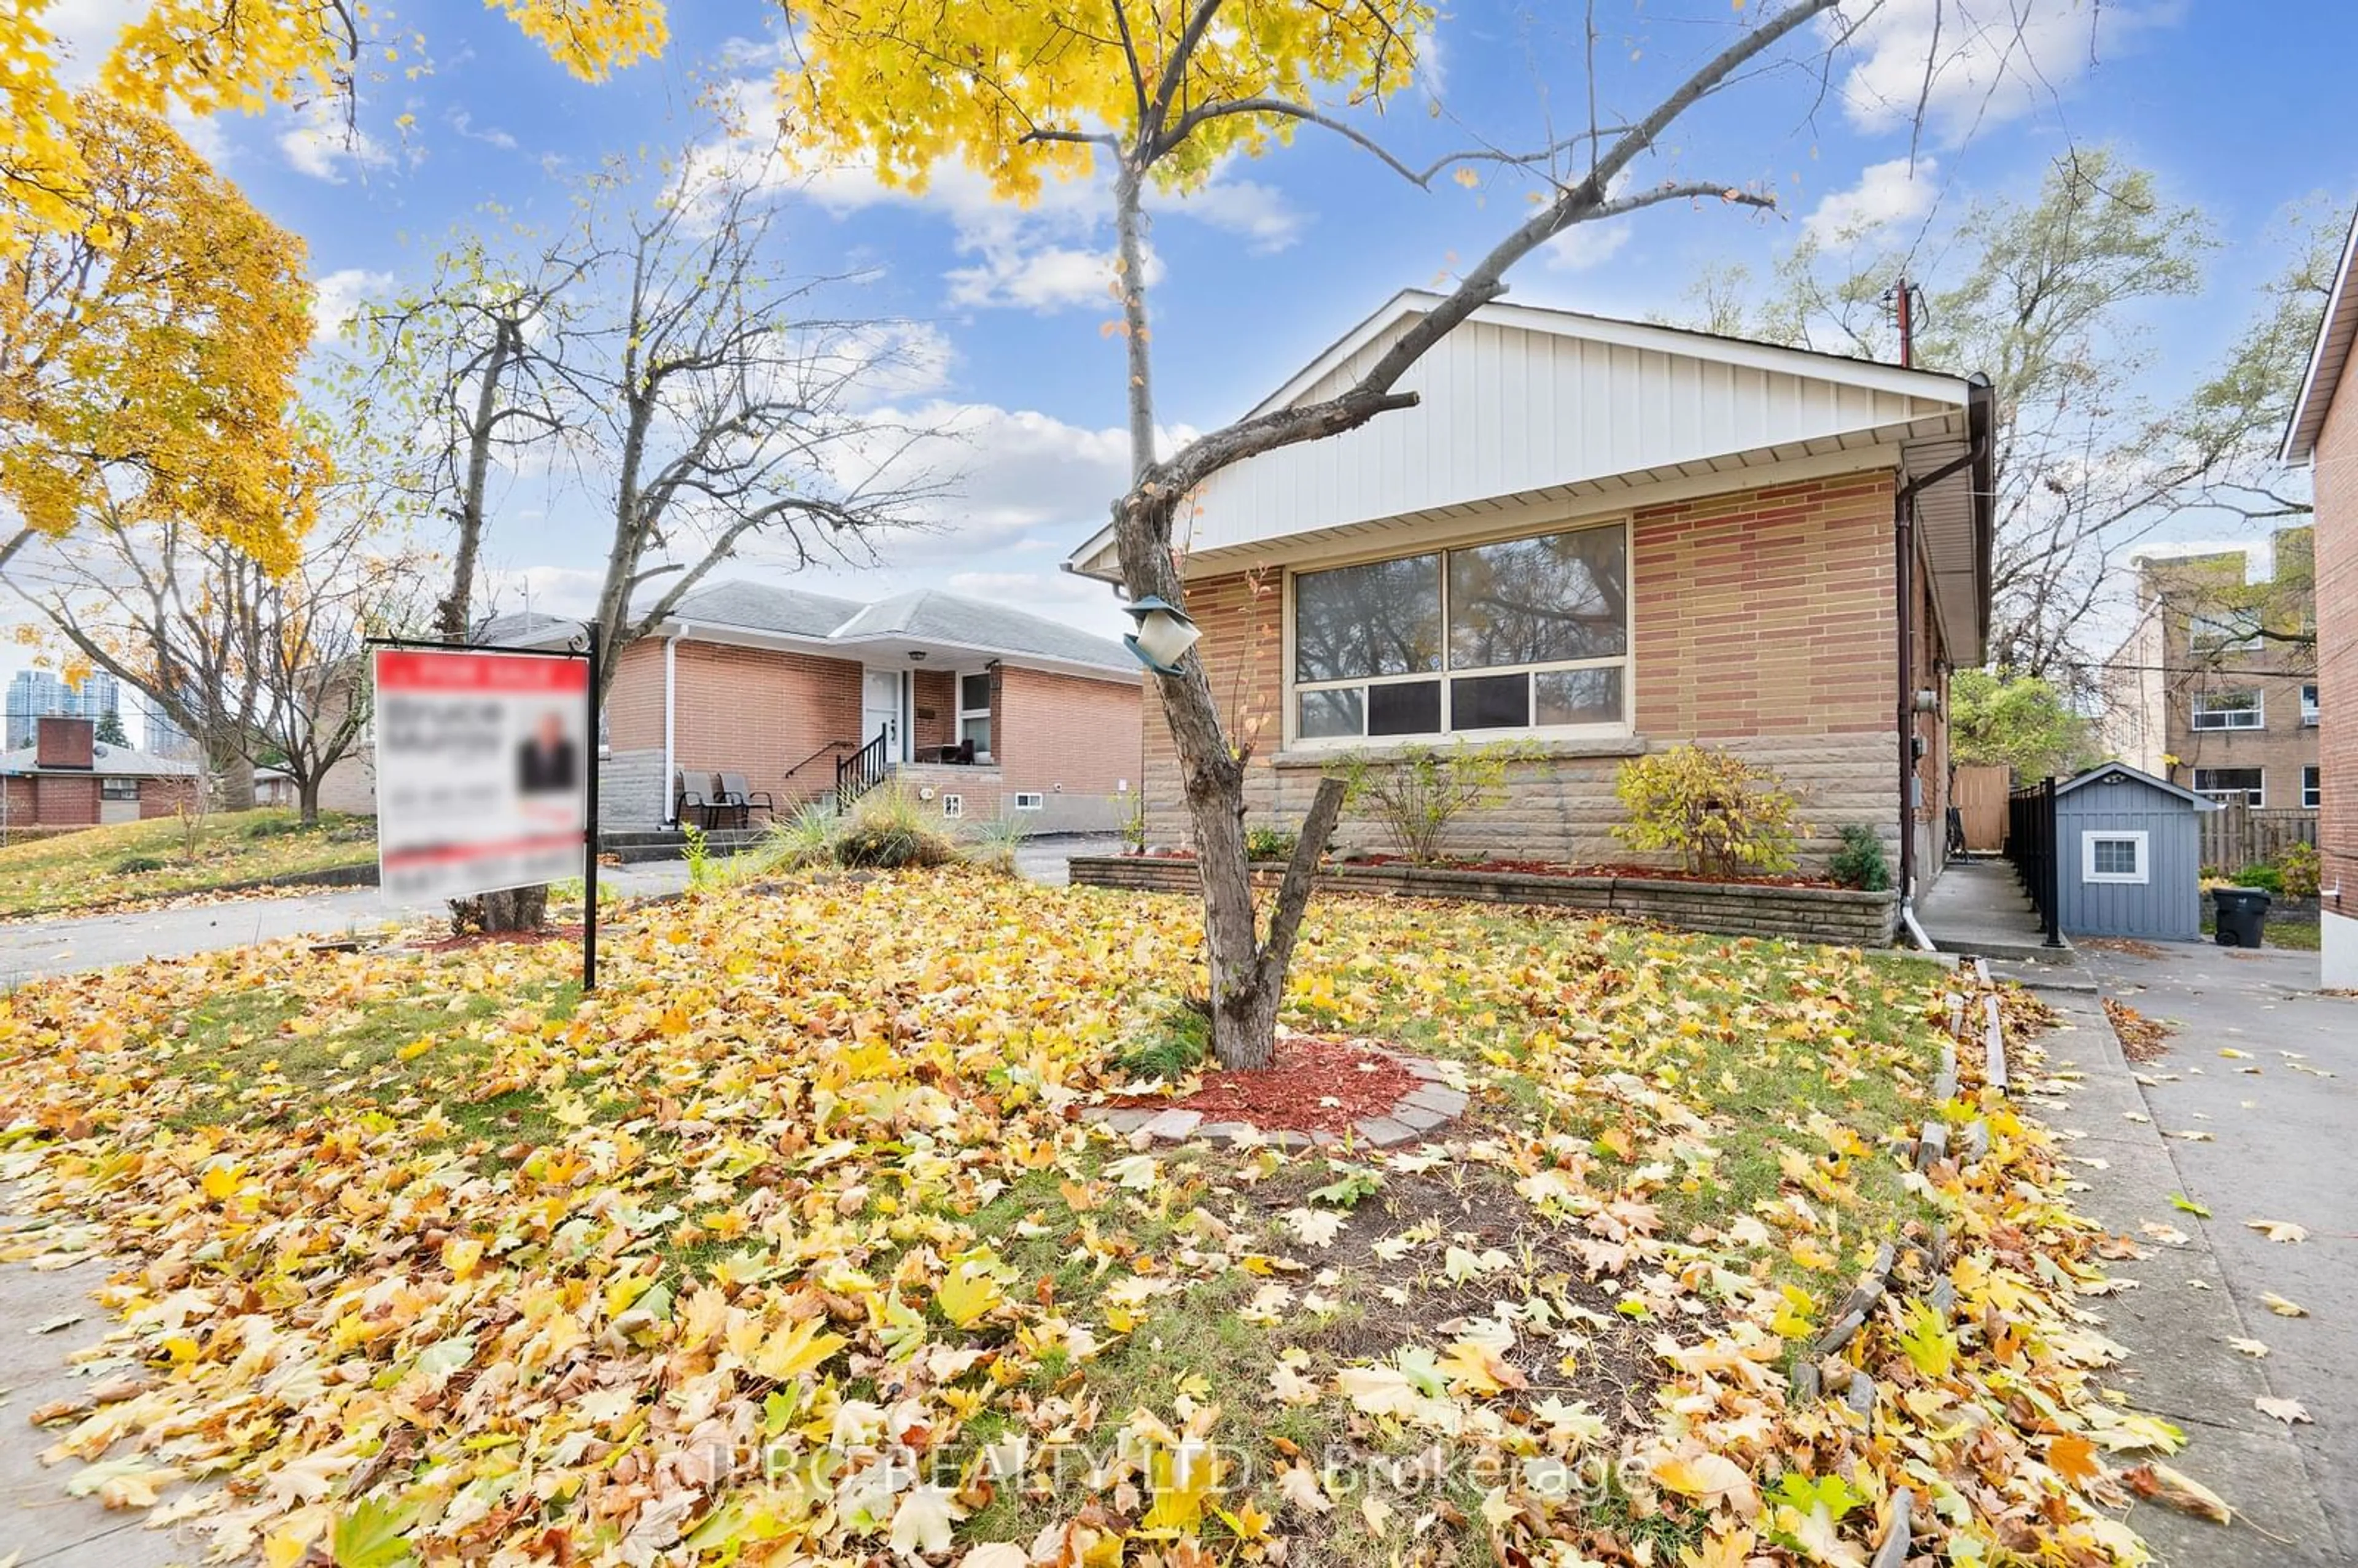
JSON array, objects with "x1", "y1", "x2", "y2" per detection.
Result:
[
  {"x1": 780, "y1": 0, "x2": 1434, "y2": 200},
  {"x1": 1, "y1": 0, "x2": 668, "y2": 251},
  {"x1": 1, "y1": 95, "x2": 317, "y2": 573}
]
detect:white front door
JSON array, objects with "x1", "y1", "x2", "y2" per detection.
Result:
[{"x1": 862, "y1": 669, "x2": 903, "y2": 759}]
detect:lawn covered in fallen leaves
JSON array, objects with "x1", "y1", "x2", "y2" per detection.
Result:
[
  {"x1": 0, "y1": 809, "x2": 376, "y2": 920},
  {"x1": 0, "y1": 871, "x2": 2161, "y2": 1566}
]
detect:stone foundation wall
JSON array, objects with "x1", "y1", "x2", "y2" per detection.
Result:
[{"x1": 1068, "y1": 855, "x2": 1900, "y2": 948}]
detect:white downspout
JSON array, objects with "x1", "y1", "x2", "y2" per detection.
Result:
[{"x1": 661, "y1": 627, "x2": 685, "y2": 826}]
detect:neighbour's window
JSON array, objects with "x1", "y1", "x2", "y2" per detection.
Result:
[
  {"x1": 2188, "y1": 611, "x2": 2261, "y2": 653},
  {"x1": 2190, "y1": 691, "x2": 2263, "y2": 731},
  {"x1": 1290, "y1": 519, "x2": 1630, "y2": 743},
  {"x1": 959, "y1": 673, "x2": 992, "y2": 757},
  {"x1": 2302, "y1": 684, "x2": 2319, "y2": 726},
  {"x1": 2192, "y1": 767, "x2": 2265, "y2": 806},
  {"x1": 99, "y1": 778, "x2": 139, "y2": 801},
  {"x1": 2303, "y1": 766, "x2": 2321, "y2": 810},
  {"x1": 2082, "y1": 831, "x2": 2148, "y2": 885},
  {"x1": 941, "y1": 793, "x2": 963, "y2": 819},
  {"x1": 1012, "y1": 791, "x2": 1045, "y2": 810}
]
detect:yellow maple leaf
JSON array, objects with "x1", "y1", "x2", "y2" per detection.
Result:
[{"x1": 749, "y1": 1315, "x2": 847, "y2": 1383}]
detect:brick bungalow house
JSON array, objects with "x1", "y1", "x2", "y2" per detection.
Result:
[
  {"x1": 2284, "y1": 203, "x2": 2356, "y2": 985},
  {"x1": 1, "y1": 715, "x2": 201, "y2": 831},
  {"x1": 323, "y1": 583, "x2": 1145, "y2": 834},
  {"x1": 1065, "y1": 292, "x2": 1994, "y2": 899}
]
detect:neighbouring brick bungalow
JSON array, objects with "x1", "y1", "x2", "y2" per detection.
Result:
[
  {"x1": 1066, "y1": 292, "x2": 1995, "y2": 897},
  {"x1": 2284, "y1": 203, "x2": 2356, "y2": 986},
  {"x1": 1, "y1": 715, "x2": 201, "y2": 829},
  {"x1": 323, "y1": 584, "x2": 1145, "y2": 834}
]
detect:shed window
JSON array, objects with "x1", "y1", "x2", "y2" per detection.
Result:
[
  {"x1": 2190, "y1": 691, "x2": 2263, "y2": 730},
  {"x1": 2303, "y1": 766, "x2": 2320, "y2": 810},
  {"x1": 1290, "y1": 519, "x2": 1630, "y2": 744},
  {"x1": 2082, "y1": 831, "x2": 2148, "y2": 885},
  {"x1": 99, "y1": 778, "x2": 139, "y2": 801},
  {"x1": 2192, "y1": 767, "x2": 2264, "y2": 807}
]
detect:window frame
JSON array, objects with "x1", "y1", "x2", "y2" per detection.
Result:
[
  {"x1": 2187, "y1": 610, "x2": 2262, "y2": 653},
  {"x1": 2191, "y1": 767, "x2": 2266, "y2": 807},
  {"x1": 2190, "y1": 690, "x2": 2264, "y2": 731},
  {"x1": 957, "y1": 672, "x2": 993, "y2": 761},
  {"x1": 2302, "y1": 684, "x2": 2319, "y2": 727},
  {"x1": 1283, "y1": 514, "x2": 1635, "y2": 750},
  {"x1": 941, "y1": 793, "x2": 963, "y2": 820},
  {"x1": 2303, "y1": 766, "x2": 2321, "y2": 811},
  {"x1": 2081, "y1": 829, "x2": 2149, "y2": 886},
  {"x1": 1011, "y1": 791, "x2": 1045, "y2": 811},
  {"x1": 99, "y1": 777, "x2": 140, "y2": 801}
]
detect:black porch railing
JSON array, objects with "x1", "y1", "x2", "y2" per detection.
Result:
[
  {"x1": 2005, "y1": 777, "x2": 2064, "y2": 947},
  {"x1": 836, "y1": 732, "x2": 892, "y2": 812}
]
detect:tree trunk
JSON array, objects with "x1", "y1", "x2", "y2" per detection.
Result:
[
  {"x1": 297, "y1": 775, "x2": 321, "y2": 827},
  {"x1": 479, "y1": 886, "x2": 548, "y2": 933},
  {"x1": 214, "y1": 750, "x2": 255, "y2": 812}
]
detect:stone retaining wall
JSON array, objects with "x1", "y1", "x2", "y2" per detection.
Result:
[{"x1": 1068, "y1": 855, "x2": 1900, "y2": 947}]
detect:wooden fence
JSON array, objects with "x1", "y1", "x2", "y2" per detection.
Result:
[
  {"x1": 1953, "y1": 766, "x2": 2012, "y2": 852},
  {"x1": 2198, "y1": 802, "x2": 2316, "y2": 872}
]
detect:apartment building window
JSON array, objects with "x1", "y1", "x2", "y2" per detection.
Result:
[
  {"x1": 2188, "y1": 611, "x2": 2262, "y2": 653},
  {"x1": 2302, "y1": 684, "x2": 2319, "y2": 726},
  {"x1": 1290, "y1": 519, "x2": 1631, "y2": 744},
  {"x1": 2304, "y1": 766, "x2": 2321, "y2": 810},
  {"x1": 2190, "y1": 691, "x2": 2263, "y2": 731},
  {"x1": 958, "y1": 673, "x2": 992, "y2": 759},
  {"x1": 2192, "y1": 767, "x2": 2264, "y2": 806}
]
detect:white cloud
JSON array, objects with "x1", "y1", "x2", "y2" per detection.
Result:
[
  {"x1": 688, "y1": 81, "x2": 1305, "y2": 311},
  {"x1": 1804, "y1": 157, "x2": 1941, "y2": 244},
  {"x1": 448, "y1": 110, "x2": 519, "y2": 151},
  {"x1": 310, "y1": 268, "x2": 397, "y2": 343},
  {"x1": 43, "y1": 0, "x2": 143, "y2": 87},
  {"x1": 946, "y1": 243, "x2": 1164, "y2": 313},
  {"x1": 1833, "y1": 0, "x2": 2178, "y2": 142},
  {"x1": 281, "y1": 106, "x2": 392, "y2": 182},
  {"x1": 1544, "y1": 220, "x2": 1632, "y2": 272}
]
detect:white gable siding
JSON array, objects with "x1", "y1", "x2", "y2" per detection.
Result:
[{"x1": 1184, "y1": 317, "x2": 1956, "y2": 556}]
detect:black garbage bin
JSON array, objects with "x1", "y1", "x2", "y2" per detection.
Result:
[{"x1": 2213, "y1": 887, "x2": 2271, "y2": 947}]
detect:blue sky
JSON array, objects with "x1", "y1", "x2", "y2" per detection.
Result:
[{"x1": 7, "y1": 0, "x2": 2356, "y2": 730}]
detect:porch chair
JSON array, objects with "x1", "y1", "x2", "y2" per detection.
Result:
[
  {"x1": 673, "y1": 770, "x2": 714, "y2": 829},
  {"x1": 713, "y1": 771, "x2": 776, "y2": 828}
]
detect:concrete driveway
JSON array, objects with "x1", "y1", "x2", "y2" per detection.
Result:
[{"x1": 2082, "y1": 941, "x2": 2356, "y2": 1558}]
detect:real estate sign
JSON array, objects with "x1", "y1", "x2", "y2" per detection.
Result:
[{"x1": 374, "y1": 648, "x2": 590, "y2": 903}]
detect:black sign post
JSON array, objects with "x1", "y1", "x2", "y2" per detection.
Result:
[{"x1": 582, "y1": 621, "x2": 599, "y2": 993}]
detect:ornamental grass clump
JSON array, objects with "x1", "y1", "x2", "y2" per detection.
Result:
[
  {"x1": 835, "y1": 785, "x2": 959, "y2": 869},
  {"x1": 1613, "y1": 745, "x2": 1806, "y2": 879}
]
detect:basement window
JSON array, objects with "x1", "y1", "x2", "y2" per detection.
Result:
[
  {"x1": 941, "y1": 794, "x2": 963, "y2": 819},
  {"x1": 2082, "y1": 831, "x2": 2147, "y2": 885},
  {"x1": 1012, "y1": 792, "x2": 1045, "y2": 810}
]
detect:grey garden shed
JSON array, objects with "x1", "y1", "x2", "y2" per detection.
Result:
[{"x1": 2053, "y1": 763, "x2": 2218, "y2": 941}]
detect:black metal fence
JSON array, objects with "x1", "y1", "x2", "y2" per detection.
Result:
[{"x1": 2005, "y1": 777, "x2": 2063, "y2": 947}]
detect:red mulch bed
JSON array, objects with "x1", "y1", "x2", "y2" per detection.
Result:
[
  {"x1": 407, "y1": 923, "x2": 586, "y2": 954},
  {"x1": 1108, "y1": 1034, "x2": 1422, "y2": 1136},
  {"x1": 1345, "y1": 855, "x2": 1834, "y2": 888}
]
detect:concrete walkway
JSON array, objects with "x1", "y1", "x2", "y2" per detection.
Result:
[
  {"x1": 2070, "y1": 942, "x2": 2354, "y2": 1560},
  {"x1": 1915, "y1": 857, "x2": 2080, "y2": 965},
  {"x1": 0, "y1": 863, "x2": 693, "y2": 987}
]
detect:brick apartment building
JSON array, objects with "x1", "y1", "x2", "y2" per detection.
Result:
[
  {"x1": 2285, "y1": 203, "x2": 2357, "y2": 985},
  {"x1": 2101, "y1": 530, "x2": 2319, "y2": 813},
  {"x1": 322, "y1": 583, "x2": 1145, "y2": 834},
  {"x1": 1066, "y1": 292, "x2": 1996, "y2": 893},
  {"x1": 1, "y1": 715, "x2": 201, "y2": 832}
]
